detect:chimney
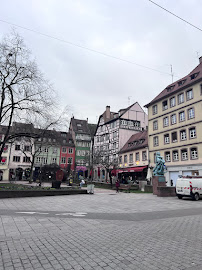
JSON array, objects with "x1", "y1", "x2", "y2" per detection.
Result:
[
  {"x1": 106, "y1": 106, "x2": 110, "y2": 120},
  {"x1": 199, "y1": 56, "x2": 202, "y2": 64},
  {"x1": 86, "y1": 118, "x2": 88, "y2": 123}
]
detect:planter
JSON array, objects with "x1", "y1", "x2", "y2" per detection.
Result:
[
  {"x1": 0, "y1": 189, "x2": 87, "y2": 198},
  {"x1": 52, "y1": 181, "x2": 61, "y2": 189}
]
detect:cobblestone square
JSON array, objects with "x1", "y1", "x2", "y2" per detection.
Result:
[{"x1": 0, "y1": 189, "x2": 202, "y2": 269}]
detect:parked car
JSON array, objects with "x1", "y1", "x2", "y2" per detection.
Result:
[{"x1": 176, "y1": 176, "x2": 202, "y2": 201}]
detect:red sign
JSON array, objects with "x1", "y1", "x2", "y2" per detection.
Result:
[{"x1": 56, "y1": 170, "x2": 64, "y2": 181}]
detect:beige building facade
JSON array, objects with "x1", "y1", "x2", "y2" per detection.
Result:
[
  {"x1": 118, "y1": 130, "x2": 148, "y2": 182},
  {"x1": 146, "y1": 58, "x2": 202, "y2": 186}
]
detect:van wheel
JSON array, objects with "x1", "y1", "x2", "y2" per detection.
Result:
[
  {"x1": 192, "y1": 193, "x2": 200, "y2": 201},
  {"x1": 177, "y1": 195, "x2": 182, "y2": 199}
]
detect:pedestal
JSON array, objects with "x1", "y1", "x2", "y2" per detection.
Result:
[{"x1": 152, "y1": 176, "x2": 166, "y2": 195}]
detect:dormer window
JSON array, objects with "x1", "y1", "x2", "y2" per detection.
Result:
[
  {"x1": 178, "y1": 79, "x2": 186, "y2": 86},
  {"x1": 190, "y1": 72, "x2": 199, "y2": 80},
  {"x1": 166, "y1": 85, "x2": 175, "y2": 92}
]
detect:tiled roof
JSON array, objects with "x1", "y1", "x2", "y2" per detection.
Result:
[
  {"x1": 70, "y1": 118, "x2": 91, "y2": 134},
  {"x1": 119, "y1": 130, "x2": 148, "y2": 154},
  {"x1": 145, "y1": 61, "x2": 202, "y2": 107}
]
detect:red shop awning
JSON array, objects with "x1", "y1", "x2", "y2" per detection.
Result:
[{"x1": 117, "y1": 166, "x2": 147, "y2": 173}]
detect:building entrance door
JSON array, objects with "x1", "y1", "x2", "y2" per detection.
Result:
[{"x1": 169, "y1": 171, "x2": 179, "y2": 186}]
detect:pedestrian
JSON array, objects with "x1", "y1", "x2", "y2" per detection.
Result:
[
  {"x1": 115, "y1": 179, "x2": 120, "y2": 193},
  {"x1": 80, "y1": 179, "x2": 85, "y2": 188}
]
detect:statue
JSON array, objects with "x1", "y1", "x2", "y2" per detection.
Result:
[{"x1": 153, "y1": 152, "x2": 165, "y2": 176}]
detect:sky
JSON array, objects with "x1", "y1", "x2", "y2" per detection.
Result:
[{"x1": 0, "y1": 0, "x2": 202, "y2": 125}]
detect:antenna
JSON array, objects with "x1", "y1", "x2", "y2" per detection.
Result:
[
  {"x1": 170, "y1": 64, "x2": 174, "y2": 83},
  {"x1": 196, "y1": 51, "x2": 200, "y2": 63},
  {"x1": 128, "y1": 96, "x2": 132, "y2": 106}
]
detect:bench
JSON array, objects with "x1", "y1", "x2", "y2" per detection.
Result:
[{"x1": 119, "y1": 184, "x2": 132, "y2": 193}]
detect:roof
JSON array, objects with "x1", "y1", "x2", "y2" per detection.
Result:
[
  {"x1": 119, "y1": 130, "x2": 148, "y2": 154},
  {"x1": 58, "y1": 132, "x2": 75, "y2": 147},
  {"x1": 88, "y1": 123, "x2": 97, "y2": 138},
  {"x1": 145, "y1": 61, "x2": 202, "y2": 107}
]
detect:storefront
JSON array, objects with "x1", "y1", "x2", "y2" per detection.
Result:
[{"x1": 117, "y1": 166, "x2": 148, "y2": 183}]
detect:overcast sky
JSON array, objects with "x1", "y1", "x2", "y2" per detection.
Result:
[{"x1": 0, "y1": 0, "x2": 202, "y2": 125}]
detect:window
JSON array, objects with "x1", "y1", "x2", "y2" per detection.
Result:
[
  {"x1": 189, "y1": 127, "x2": 196, "y2": 139},
  {"x1": 190, "y1": 73, "x2": 199, "y2": 80},
  {"x1": 153, "y1": 136, "x2": 159, "y2": 146},
  {"x1": 1, "y1": 157, "x2": 7, "y2": 164},
  {"x1": 15, "y1": 145, "x2": 20, "y2": 151},
  {"x1": 24, "y1": 145, "x2": 31, "y2": 152},
  {"x1": 186, "y1": 89, "x2": 193, "y2": 100},
  {"x1": 163, "y1": 117, "x2": 169, "y2": 127},
  {"x1": 124, "y1": 155, "x2": 127, "y2": 163},
  {"x1": 152, "y1": 105, "x2": 157, "y2": 115},
  {"x1": 23, "y1": 156, "x2": 31, "y2": 163},
  {"x1": 97, "y1": 137, "x2": 100, "y2": 143},
  {"x1": 172, "y1": 132, "x2": 177, "y2": 143},
  {"x1": 170, "y1": 97, "x2": 176, "y2": 107},
  {"x1": 142, "y1": 151, "x2": 147, "y2": 161},
  {"x1": 181, "y1": 149, "x2": 188, "y2": 161},
  {"x1": 106, "y1": 134, "x2": 109, "y2": 141},
  {"x1": 178, "y1": 80, "x2": 186, "y2": 86},
  {"x1": 173, "y1": 150, "x2": 179, "y2": 161},
  {"x1": 44, "y1": 147, "x2": 48, "y2": 153},
  {"x1": 43, "y1": 158, "x2": 47, "y2": 164},
  {"x1": 153, "y1": 121, "x2": 158, "y2": 130},
  {"x1": 191, "y1": 148, "x2": 198, "y2": 159},
  {"x1": 53, "y1": 148, "x2": 57, "y2": 154},
  {"x1": 178, "y1": 93, "x2": 184, "y2": 104},
  {"x1": 52, "y1": 157, "x2": 57, "y2": 163},
  {"x1": 171, "y1": 114, "x2": 177, "y2": 125},
  {"x1": 179, "y1": 111, "x2": 185, "y2": 122},
  {"x1": 162, "y1": 100, "x2": 168, "y2": 110},
  {"x1": 180, "y1": 130, "x2": 187, "y2": 141},
  {"x1": 135, "y1": 152, "x2": 140, "y2": 161},
  {"x1": 36, "y1": 157, "x2": 41, "y2": 163},
  {"x1": 3, "y1": 145, "x2": 8, "y2": 153},
  {"x1": 61, "y1": 157, "x2": 66, "y2": 164},
  {"x1": 62, "y1": 147, "x2": 67, "y2": 153},
  {"x1": 119, "y1": 156, "x2": 122, "y2": 164},
  {"x1": 77, "y1": 123, "x2": 81, "y2": 127},
  {"x1": 68, "y1": 158, "x2": 73, "y2": 164},
  {"x1": 68, "y1": 148, "x2": 73, "y2": 154},
  {"x1": 164, "y1": 134, "x2": 170, "y2": 144},
  {"x1": 165, "y1": 152, "x2": 171, "y2": 162},
  {"x1": 188, "y1": 108, "x2": 195, "y2": 119},
  {"x1": 129, "y1": 154, "x2": 133, "y2": 163},
  {"x1": 113, "y1": 132, "x2": 117, "y2": 138},
  {"x1": 48, "y1": 138, "x2": 51, "y2": 142},
  {"x1": 13, "y1": 156, "x2": 20, "y2": 162}
]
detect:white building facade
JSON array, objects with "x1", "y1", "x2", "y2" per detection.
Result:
[{"x1": 93, "y1": 103, "x2": 148, "y2": 181}]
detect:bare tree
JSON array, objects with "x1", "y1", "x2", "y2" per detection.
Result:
[
  {"x1": 0, "y1": 31, "x2": 59, "y2": 161},
  {"x1": 93, "y1": 149, "x2": 118, "y2": 184}
]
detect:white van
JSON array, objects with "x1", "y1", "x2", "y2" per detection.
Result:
[{"x1": 176, "y1": 176, "x2": 202, "y2": 201}]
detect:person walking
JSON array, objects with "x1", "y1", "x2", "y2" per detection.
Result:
[{"x1": 115, "y1": 179, "x2": 120, "y2": 193}]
